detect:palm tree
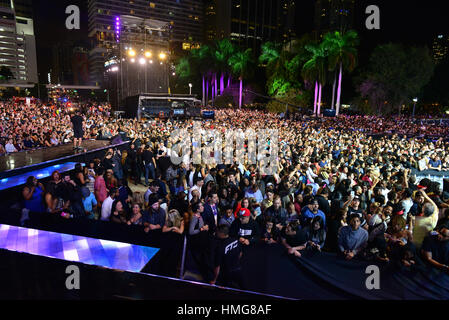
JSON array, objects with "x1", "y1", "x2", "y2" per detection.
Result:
[
  {"x1": 259, "y1": 42, "x2": 282, "y2": 72},
  {"x1": 259, "y1": 42, "x2": 291, "y2": 96},
  {"x1": 191, "y1": 45, "x2": 214, "y2": 105},
  {"x1": 302, "y1": 43, "x2": 328, "y2": 115},
  {"x1": 175, "y1": 56, "x2": 192, "y2": 80},
  {"x1": 323, "y1": 30, "x2": 359, "y2": 116},
  {"x1": 228, "y1": 48, "x2": 255, "y2": 109},
  {"x1": 214, "y1": 39, "x2": 235, "y2": 95}
]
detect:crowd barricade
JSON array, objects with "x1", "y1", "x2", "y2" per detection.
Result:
[
  {"x1": 413, "y1": 169, "x2": 449, "y2": 189},
  {"x1": 1, "y1": 207, "x2": 449, "y2": 299}
]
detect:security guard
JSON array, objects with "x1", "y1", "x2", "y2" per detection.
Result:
[{"x1": 210, "y1": 224, "x2": 245, "y2": 289}]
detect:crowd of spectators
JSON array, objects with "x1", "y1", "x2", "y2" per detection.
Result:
[
  {"x1": 0, "y1": 101, "x2": 111, "y2": 154},
  {"x1": 10, "y1": 102, "x2": 449, "y2": 288}
]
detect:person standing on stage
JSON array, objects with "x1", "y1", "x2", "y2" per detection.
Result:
[{"x1": 70, "y1": 109, "x2": 84, "y2": 150}]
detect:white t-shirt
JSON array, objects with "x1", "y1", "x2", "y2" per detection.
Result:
[
  {"x1": 5, "y1": 143, "x2": 17, "y2": 153},
  {"x1": 189, "y1": 185, "x2": 201, "y2": 201},
  {"x1": 101, "y1": 196, "x2": 114, "y2": 221}
]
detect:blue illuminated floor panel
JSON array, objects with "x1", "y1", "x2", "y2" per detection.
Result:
[
  {"x1": 0, "y1": 224, "x2": 159, "y2": 272},
  {"x1": 0, "y1": 162, "x2": 78, "y2": 191}
]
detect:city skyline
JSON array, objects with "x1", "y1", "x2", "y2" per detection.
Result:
[{"x1": 23, "y1": 0, "x2": 449, "y2": 88}]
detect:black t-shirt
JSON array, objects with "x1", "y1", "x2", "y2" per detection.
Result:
[
  {"x1": 213, "y1": 236, "x2": 242, "y2": 273},
  {"x1": 70, "y1": 115, "x2": 83, "y2": 130},
  {"x1": 281, "y1": 227, "x2": 308, "y2": 247},
  {"x1": 142, "y1": 150, "x2": 154, "y2": 165},
  {"x1": 348, "y1": 206, "x2": 363, "y2": 217},
  {"x1": 229, "y1": 219, "x2": 260, "y2": 244},
  {"x1": 315, "y1": 195, "x2": 331, "y2": 217},
  {"x1": 422, "y1": 235, "x2": 449, "y2": 265}
]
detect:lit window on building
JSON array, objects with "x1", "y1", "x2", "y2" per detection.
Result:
[
  {"x1": 150, "y1": 2, "x2": 155, "y2": 8},
  {"x1": 182, "y1": 42, "x2": 191, "y2": 50}
]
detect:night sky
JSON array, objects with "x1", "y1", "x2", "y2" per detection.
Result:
[{"x1": 31, "y1": 0, "x2": 449, "y2": 80}]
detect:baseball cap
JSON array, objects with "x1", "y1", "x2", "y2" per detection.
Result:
[{"x1": 238, "y1": 208, "x2": 251, "y2": 217}]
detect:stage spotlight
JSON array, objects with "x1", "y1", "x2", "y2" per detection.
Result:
[
  {"x1": 130, "y1": 58, "x2": 135, "y2": 63},
  {"x1": 128, "y1": 49, "x2": 136, "y2": 57},
  {"x1": 149, "y1": 60, "x2": 153, "y2": 64},
  {"x1": 139, "y1": 57, "x2": 146, "y2": 65},
  {"x1": 145, "y1": 51, "x2": 152, "y2": 58},
  {"x1": 159, "y1": 52, "x2": 166, "y2": 60}
]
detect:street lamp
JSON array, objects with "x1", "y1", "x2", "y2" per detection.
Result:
[
  {"x1": 413, "y1": 98, "x2": 418, "y2": 118},
  {"x1": 189, "y1": 83, "x2": 192, "y2": 95}
]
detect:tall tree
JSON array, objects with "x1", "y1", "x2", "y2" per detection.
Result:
[
  {"x1": 323, "y1": 30, "x2": 359, "y2": 116},
  {"x1": 367, "y1": 43, "x2": 434, "y2": 115},
  {"x1": 191, "y1": 45, "x2": 215, "y2": 105},
  {"x1": 228, "y1": 48, "x2": 255, "y2": 108},
  {"x1": 214, "y1": 39, "x2": 235, "y2": 95},
  {"x1": 260, "y1": 42, "x2": 291, "y2": 96},
  {"x1": 357, "y1": 77, "x2": 388, "y2": 114},
  {"x1": 302, "y1": 43, "x2": 328, "y2": 115}
]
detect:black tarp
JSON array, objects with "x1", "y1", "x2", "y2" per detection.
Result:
[
  {"x1": 240, "y1": 244, "x2": 449, "y2": 300},
  {"x1": 294, "y1": 251, "x2": 449, "y2": 300}
]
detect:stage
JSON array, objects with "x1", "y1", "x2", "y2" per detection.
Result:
[
  {"x1": 0, "y1": 140, "x2": 130, "y2": 180},
  {"x1": 0, "y1": 222, "x2": 286, "y2": 300},
  {"x1": 0, "y1": 223, "x2": 159, "y2": 272},
  {"x1": 0, "y1": 140, "x2": 111, "y2": 173}
]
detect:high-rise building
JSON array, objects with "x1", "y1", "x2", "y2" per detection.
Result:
[
  {"x1": 50, "y1": 41, "x2": 90, "y2": 86},
  {"x1": 432, "y1": 34, "x2": 449, "y2": 64},
  {"x1": 205, "y1": 0, "x2": 297, "y2": 51},
  {"x1": 88, "y1": 0, "x2": 204, "y2": 85},
  {"x1": 0, "y1": 0, "x2": 37, "y2": 84},
  {"x1": 314, "y1": 0, "x2": 355, "y2": 38}
]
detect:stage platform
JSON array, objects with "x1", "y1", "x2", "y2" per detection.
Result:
[
  {"x1": 0, "y1": 224, "x2": 159, "y2": 273},
  {"x1": 0, "y1": 162, "x2": 77, "y2": 191},
  {"x1": 0, "y1": 140, "x2": 110, "y2": 173},
  {"x1": 0, "y1": 140, "x2": 130, "y2": 180}
]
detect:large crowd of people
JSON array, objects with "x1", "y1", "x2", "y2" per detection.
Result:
[
  {"x1": 5, "y1": 100, "x2": 449, "y2": 289},
  {"x1": 0, "y1": 101, "x2": 111, "y2": 154}
]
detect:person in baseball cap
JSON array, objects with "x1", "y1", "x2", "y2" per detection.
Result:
[
  {"x1": 238, "y1": 208, "x2": 251, "y2": 217},
  {"x1": 229, "y1": 207, "x2": 260, "y2": 246}
]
